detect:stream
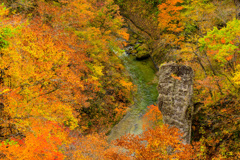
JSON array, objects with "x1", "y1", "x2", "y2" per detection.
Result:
[{"x1": 108, "y1": 52, "x2": 159, "y2": 142}]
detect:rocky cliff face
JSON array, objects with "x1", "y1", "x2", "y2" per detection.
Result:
[{"x1": 157, "y1": 63, "x2": 194, "y2": 144}]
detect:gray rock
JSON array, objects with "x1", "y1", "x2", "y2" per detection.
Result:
[{"x1": 157, "y1": 62, "x2": 194, "y2": 144}]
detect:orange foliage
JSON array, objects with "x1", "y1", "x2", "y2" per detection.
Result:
[
  {"x1": 105, "y1": 105, "x2": 200, "y2": 159},
  {"x1": 158, "y1": 0, "x2": 184, "y2": 33},
  {"x1": 142, "y1": 105, "x2": 162, "y2": 129},
  {"x1": 157, "y1": 0, "x2": 185, "y2": 47},
  {"x1": 171, "y1": 73, "x2": 182, "y2": 81},
  {"x1": 0, "y1": 120, "x2": 68, "y2": 160},
  {"x1": 221, "y1": 37, "x2": 226, "y2": 44},
  {"x1": 109, "y1": 125, "x2": 196, "y2": 159},
  {"x1": 226, "y1": 55, "x2": 233, "y2": 61}
]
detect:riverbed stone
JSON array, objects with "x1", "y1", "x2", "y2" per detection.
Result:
[{"x1": 157, "y1": 62, "x2": 194, "y2": 144}]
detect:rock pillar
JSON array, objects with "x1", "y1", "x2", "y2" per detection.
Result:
[{"x1": 157, "y1": 63, "x2": 194, "y2": 144}]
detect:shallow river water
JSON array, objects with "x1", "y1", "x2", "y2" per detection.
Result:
[{"x1": 108, "y1": 52, "x2": 159, "y2": 142}]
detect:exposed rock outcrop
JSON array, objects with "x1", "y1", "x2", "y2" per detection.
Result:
[
  {"x1": 136, "y1": 51, "x2": 150, "y2": 60},
  {"x1": 125, "y1": 30, "x2": 150, "y2": 60},
  {"x1": 157, "y1": 62, "x2": 194, "y2": 144}
]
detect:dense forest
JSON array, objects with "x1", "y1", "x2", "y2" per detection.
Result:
[{"x1": 0, "y1": 0, "x2": 240, "y2": 159}]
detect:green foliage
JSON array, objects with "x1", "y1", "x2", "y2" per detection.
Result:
[
  {"x1": 2, "y1": 139, "x2": 18, "y2": 146},
  {"x1": 0, "y1": 27, "x2": 13, "y2": 48},
  {"x1": 184, "y1": 23, "x2": 198, "y2": 35},
  {"x1": 0, "y1": 4, "x2": 15, "y2": 49},
  {"x1": 199, "y1": 19, "x2": 240, "y2": 83}
]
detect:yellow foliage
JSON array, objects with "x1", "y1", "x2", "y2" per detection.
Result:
[{"x1": 119, "y1": 80, "x2": 133, "y2": 91}]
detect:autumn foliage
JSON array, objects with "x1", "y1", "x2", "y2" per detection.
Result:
[
  {"x1": 0, "y1": 0, "x2": 240, "y2": 159},
  {"x1": 0, "y1": 120, "x2": 68, "y2": 160},
  {"x1": 0, "y1": 0, "x2": 133, "y2": 158},
  {"x1": 114, "y1": 0, "x2": 240, "y2": 158},
  {"x1": 111, "y1": 125, "x2": 195, "y2": 159},
  {"x1": 105, "y1": 105, "x2": 200, "y2": 159},
  {"x1": 155, "y1": 0, "x2": 240, "y2": 158}
]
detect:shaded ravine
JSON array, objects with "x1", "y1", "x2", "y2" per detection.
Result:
[{"x1": 108, "y1": 52, "x2": 159, "y2": 142}]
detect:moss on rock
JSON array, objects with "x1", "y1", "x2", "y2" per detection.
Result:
[{"x1": 136, "y1": 50, "x2": 150, "y2": 60}]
